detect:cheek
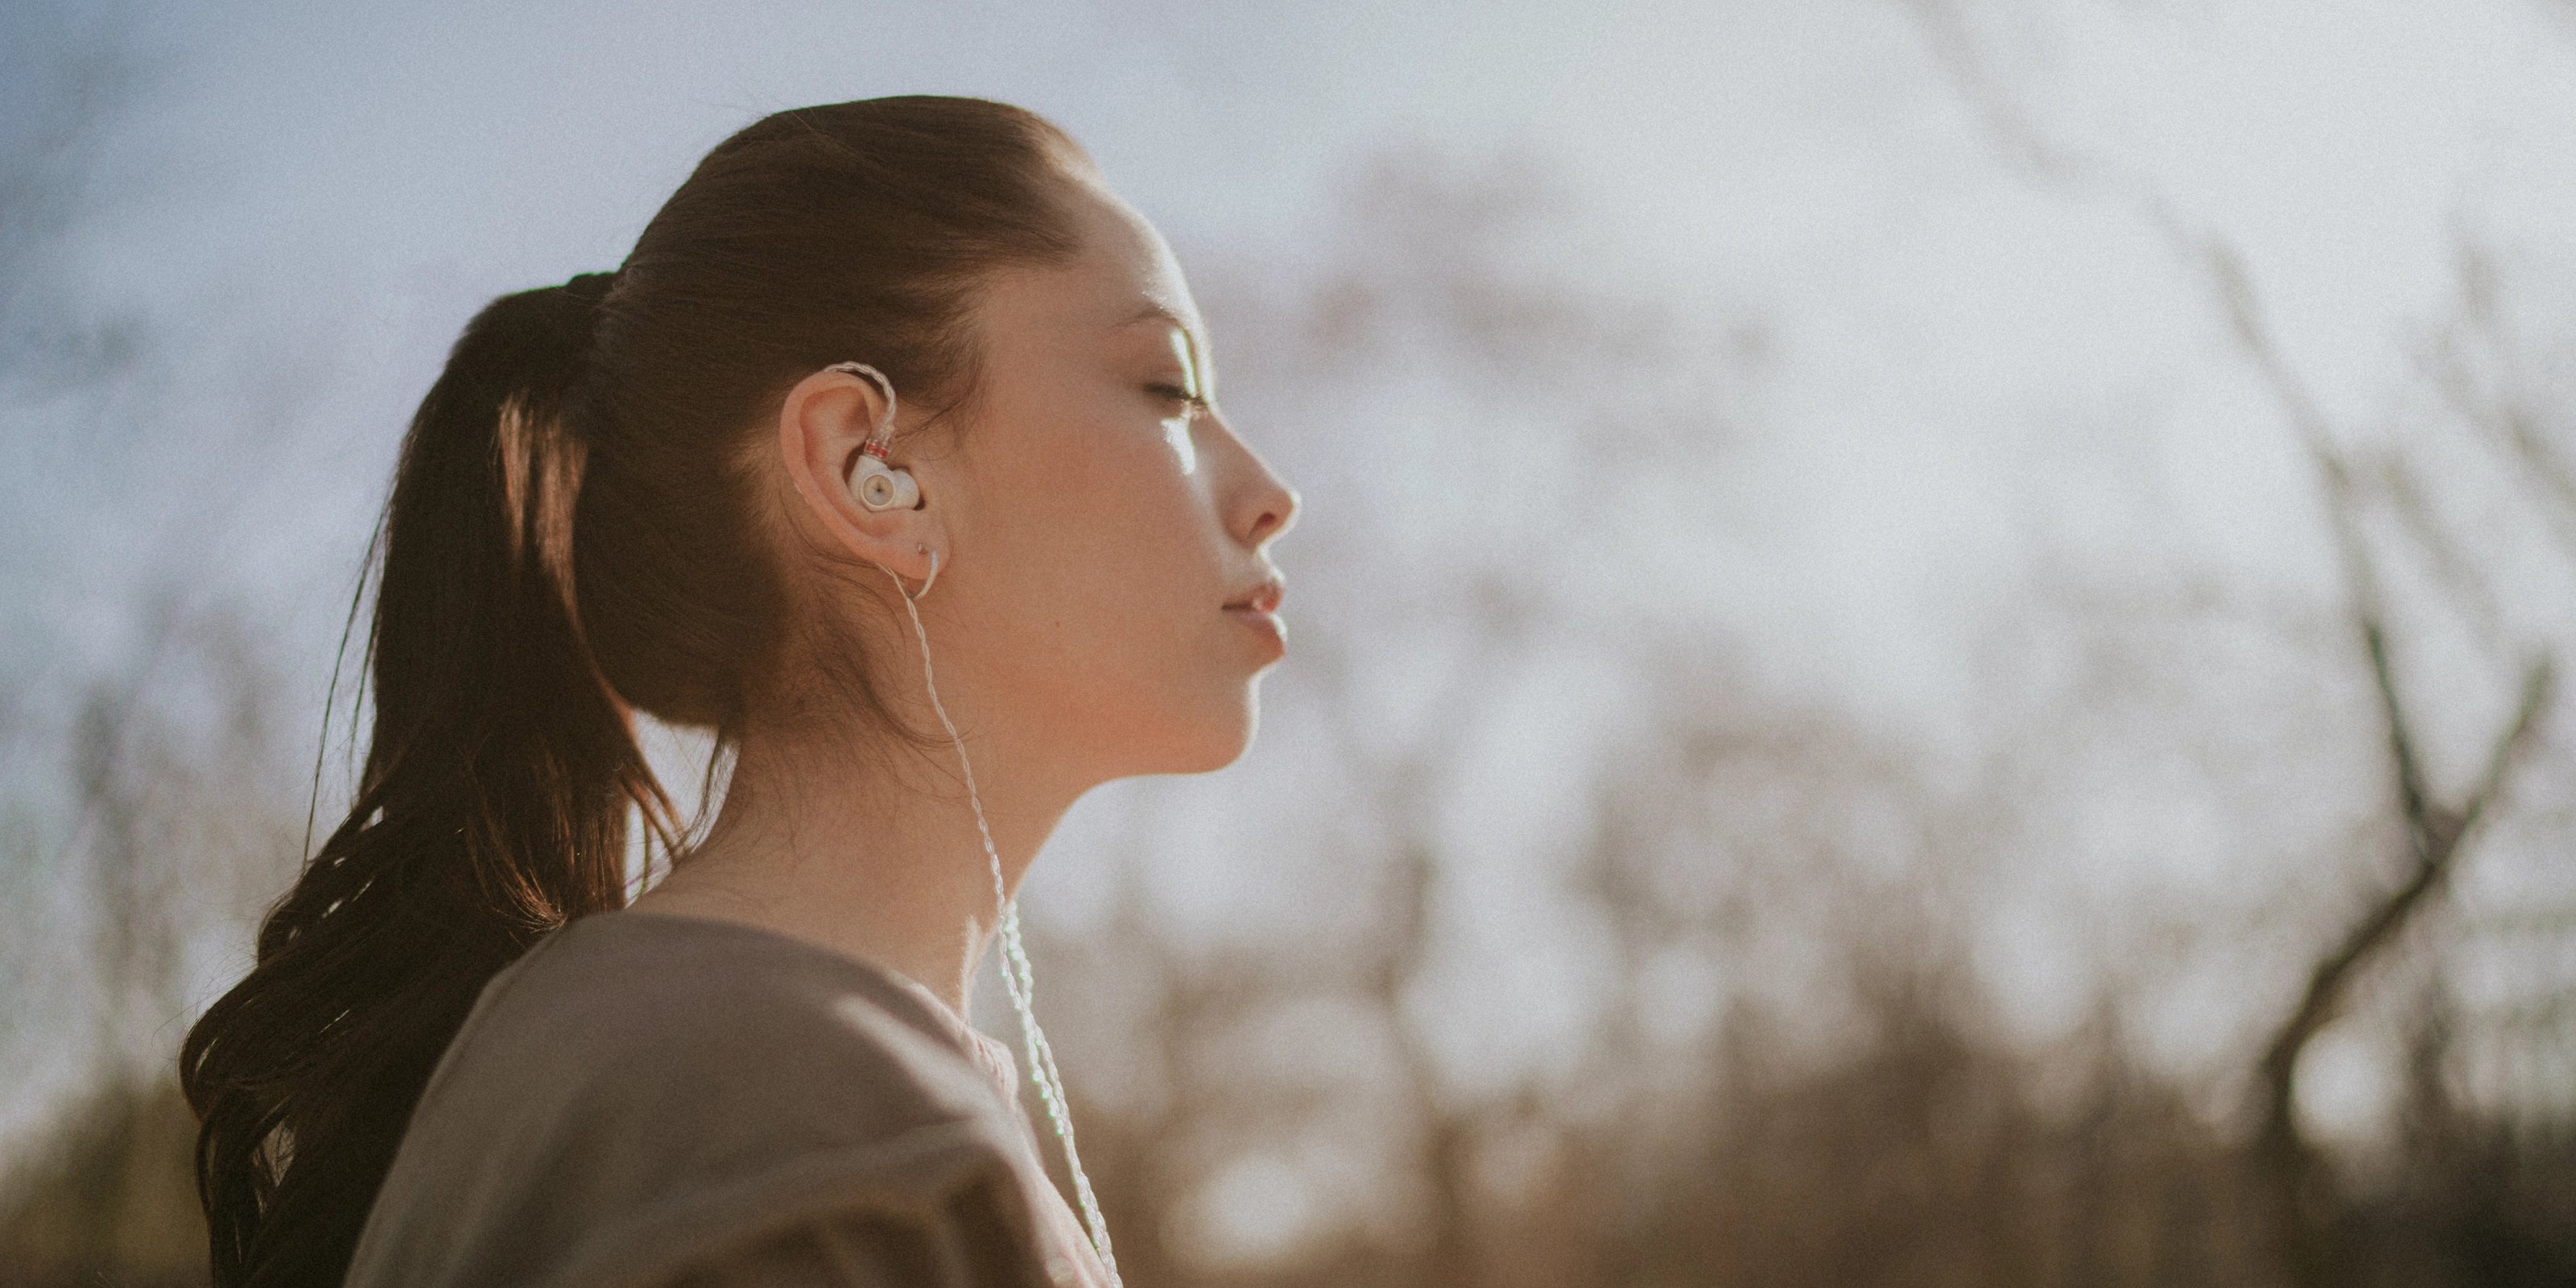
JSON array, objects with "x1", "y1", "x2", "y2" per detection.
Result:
[
  {"x1": 1015, "y1": 515, "x2": 1256, "y2": 773},
  {"x1": 1159, "y1": 411, "x2": 1198, "y2": 475},
  {"x1": 980, "y1": 415, "x2": 1219, "y2": 686}
]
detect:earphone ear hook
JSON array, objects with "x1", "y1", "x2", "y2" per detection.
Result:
[
  {"x1": 824, "y1": 361, "x2": 898, "y2": 449},
  {"x1": 824, "y1": 361, "x2": 921, "y2": 512}
]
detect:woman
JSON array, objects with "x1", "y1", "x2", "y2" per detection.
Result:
[{"x1": 179, "y1": 95, "x2": 1299, "y2": 1288}]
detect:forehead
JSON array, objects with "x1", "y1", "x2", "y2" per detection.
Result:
[{"x1": 976, "y1": 178, "x2": 1203, "y2": 349}]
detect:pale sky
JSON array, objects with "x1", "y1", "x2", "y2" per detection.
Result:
[{"x1": 21, "y1": 0, "x2": 2570, "y2": 712}]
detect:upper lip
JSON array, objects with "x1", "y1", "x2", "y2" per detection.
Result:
[{"x1": 1224, "y1": 575, "x2": 1286, "y2": 613}]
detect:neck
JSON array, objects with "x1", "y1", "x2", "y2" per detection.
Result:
[{"x1": 630, "y1": 713, "x2": 1082, "y2": 1018}]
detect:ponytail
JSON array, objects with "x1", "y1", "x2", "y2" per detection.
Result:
[{"x1": 180, "y1": 272, "x2": 676, "y2": 1287}]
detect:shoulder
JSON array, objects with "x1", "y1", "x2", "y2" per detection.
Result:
[
  {"x1": 454, "y1": 910, "x2": 1001, "y2": 1137},
  {"x1": 348, "y1": 911, "x2": 1053, "y2": 1288}
]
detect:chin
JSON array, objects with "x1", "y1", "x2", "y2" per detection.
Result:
[{"x1": 1156, "y1": 685, "x2": 1264, "y2": 775}]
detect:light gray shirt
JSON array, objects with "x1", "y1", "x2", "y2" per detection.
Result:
[{"x1": 345, "y1": 910, "x2": 1113, "y2": 1288}]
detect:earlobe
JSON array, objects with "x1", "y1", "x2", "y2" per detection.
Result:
[{"x1": 874, "y1": 543, "x2": 943, "y2": 601}]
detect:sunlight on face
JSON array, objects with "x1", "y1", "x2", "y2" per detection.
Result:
[{"x1": 1155, "y1": 322, "x2": 1202, "y2": 476}]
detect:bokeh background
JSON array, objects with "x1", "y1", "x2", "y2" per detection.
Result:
[{"x1": 6, "y1": 1, "x2": 2576, "y2": 1284}]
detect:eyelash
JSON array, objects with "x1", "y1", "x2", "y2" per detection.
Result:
[{"x1": 1148, "y1": 383, "x2": 1210, "y2": 413}]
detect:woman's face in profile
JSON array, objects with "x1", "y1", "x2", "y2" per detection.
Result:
[{"x1": 939, "y1": 174, "x2": 1299, "y2": 781}]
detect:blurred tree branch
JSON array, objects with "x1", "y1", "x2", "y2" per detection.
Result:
[
  {"x1": 1901, "y1": 6, "x2": 2570, "y2": 1284},
  {"x1": 2190, "y1": 232, "x2": 2557, "y2": 1287}
]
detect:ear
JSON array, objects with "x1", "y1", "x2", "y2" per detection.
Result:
[{"x1": 774, "y1": 365, "x2": 946, "y2": 585}]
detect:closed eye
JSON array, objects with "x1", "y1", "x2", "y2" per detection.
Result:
[{"x1": 1147, "y1": 383, "x2": 1210, "y2": 414}]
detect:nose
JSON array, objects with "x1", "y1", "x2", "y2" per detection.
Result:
[
  {"x1": 1246, "y1": 477, "x2": 1297, "y2": 547},
  {"x1": 1212, "y1": 412, "x2": 1298, "y2": 549},
  {"x1": 1234, "y1": 452, "x2": 1298, "y2": 550}
]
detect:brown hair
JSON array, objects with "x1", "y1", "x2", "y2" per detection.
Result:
[{"x1": 177, "y1": 96, "x2": 1092, "y2": 1287}]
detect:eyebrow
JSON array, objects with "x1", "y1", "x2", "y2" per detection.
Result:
[{"x1": 1119, "y1": 299, "x2": 1188, "y2": 329}]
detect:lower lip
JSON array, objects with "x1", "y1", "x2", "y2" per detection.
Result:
[{"x1": 1225, "y1": 607, "x2": 1286, "y2": 650}]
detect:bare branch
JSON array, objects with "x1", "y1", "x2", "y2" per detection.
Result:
[
  {"x1": 1899, "y1": 0, "x2": 2096, "y2": 185},
  {"x1": 1899, "y1": 16, "x2": 2569, "y2": 1284}
]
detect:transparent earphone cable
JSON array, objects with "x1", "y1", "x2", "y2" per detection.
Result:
[{"x1": 885, "y1": 557, "x2": 1123, "y2": 1286}]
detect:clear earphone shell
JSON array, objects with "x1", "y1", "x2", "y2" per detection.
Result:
[{"x1": 848, "y1": 454, "x2": 919, "y2": 510}]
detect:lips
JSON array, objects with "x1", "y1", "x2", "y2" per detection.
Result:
[
  {"x1": 1224, "y1": 576, "x2": 1286, "y2": 614},
  {"x1": 1224, "y1": 575, "x2": 1288, "y2": 652}
]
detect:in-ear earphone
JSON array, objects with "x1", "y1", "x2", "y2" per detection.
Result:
[
  {"x1": 824, "y1": 361, "x2": 921, "y2": 512},
  {"x1": 824, "y1": 360, "x2": 1121, "y2": 1286}
]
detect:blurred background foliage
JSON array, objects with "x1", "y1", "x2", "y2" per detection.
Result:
[{"x1": 6, "y1": 2, "x2": 2576, "y2": 1286}]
